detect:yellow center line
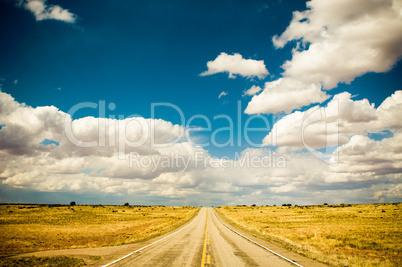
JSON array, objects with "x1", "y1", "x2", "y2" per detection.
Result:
[{"x1": 201, "y1": 209, "x2": 209, "y2": 267}]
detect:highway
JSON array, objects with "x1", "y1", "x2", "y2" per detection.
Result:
[{"x1": 103, "y1": 207, "x2": 327, "y2": 267}]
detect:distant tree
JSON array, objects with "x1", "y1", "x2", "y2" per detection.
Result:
[
  {"x1": 124, "y1": 202, "x2": 130, "y2": 206},
  {"x1": 323, "y1": 203, "x2": 328, "y2": 206},
  {"x1": 70, "y1": 201, "x2": 76, "y2": 206},
  {"x1": 251, "y1": 204, "x2": 256, "y2": 207}
]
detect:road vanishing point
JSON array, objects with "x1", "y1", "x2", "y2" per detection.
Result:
[{"x1": 101, "y1": 207, "x2": 328, "y2": 267}]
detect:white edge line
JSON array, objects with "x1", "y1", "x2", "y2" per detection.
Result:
[
  {"x1": 102, "y1": 209, "x2": 202, "y2": 267},
  {"x1": 213, "y1": 210, "x2": 304, "y2": 267}
]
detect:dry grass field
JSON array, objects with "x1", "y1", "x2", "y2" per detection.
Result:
[
  {"x1": 0, "y1": 204, "x2": 199, "y2": 257},
  {"x1": 0, "y1": 255, "x2": 86, "y2": 267},
  {"x1": 215, "y1": 203, "x2": 401, "y2": 267}
]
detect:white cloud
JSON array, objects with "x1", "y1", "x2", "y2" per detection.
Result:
[
  {"x1": 243, "y1": 85, "x2": 262, "y2": 97},
  {"x1": 0, "y1": 90, "x2": 187, "y2": 166},
  {"x1": 0, "y1": 98, "x2": 67, "y2": 155},
  {"x1": 200, "y1": 52, "x2": 269, "y2": 79},
  {"x1": 329, "y1": 131, "x2": 402, "y2": 177},
  {"x1": 1, "y1": 90, "x2": 401, "y2": 205},
  {"x1": 218, "y1": 91, "x2": 228, "y2": 99},
  {"x1": 377, "y1": 90, "x2": 402, "y2": 129},
  {"x1": 22, "y1": 0, "x2": 76, "y2": 23},
  {"x1": 0, "y1": 92, "x2": 20, "y2": 118},
  {"x1": 0, "y1": 90, "x2": 213, "y2": 199},
  {"x1": 262, "y1": 91, "x2": 402, "y2": 150},
  {"x1": 245, "y1": 0, "x2": 402, "y2": 115},
  {"x1": 273, "y1": 0, "x2": 402, "y2": 89},
  {"x1": 245, "y1": 78, "x2": 329, "y2": 114}
]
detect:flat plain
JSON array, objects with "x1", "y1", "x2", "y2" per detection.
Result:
[
  {"x1": 0, "y1": 204, "x2": 198, "y2": 257},
  {"x1": 215, "y1": 203, "x2": 402, "y2": 267}
]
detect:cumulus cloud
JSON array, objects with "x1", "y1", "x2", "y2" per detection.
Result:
[
  {"x1": 329, "y1": 132, "x2": 402, "y2": 176},
  {"x1": 0, "y1": 95, "x2": 67, "y2": 156},
  {"x1": 273, "y1": 0, "x2": 402, "y2": 89},
  {"x1": 262, "y1": 91, "x2": 402, "y2": 149},
  {"x1": 1, "y1": 89, "x2": 401, "y2": 205},
  {"x1": 0, "y1": 90, "x2": 224, "y2": 203},
  {"x1": 377, "y1": 90, "x2": 402, "y2": 129},
  {"x1": 245, "y1": 0, "x2": 402, "y2": 115},
  {"x1": 245, "y1": 78, "x2": 330, "y2": 114},
  {"x1": 21, "y1": 0, "x2": 76, "y2": 23},
  {"x1": 200, "y1": 52, "x2": 269, "y2": 79},
  {"x1": 0, "y1": 90, "x2": 189, "y2": 173}
]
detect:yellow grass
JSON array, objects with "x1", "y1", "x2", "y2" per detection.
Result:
[
  {"x1": 0, "y1": 204, "x2": 199, "y2": 255},
  {"x1": 0, "y1": 255, "x2": 85, "y2": 267},
  {"x1": 215, "y1": 203, "x2": 402, "y2": 267}
]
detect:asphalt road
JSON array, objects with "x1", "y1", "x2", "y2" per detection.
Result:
[{"x1": 107, "y1": 207, "x2": 327, "y2": 267}]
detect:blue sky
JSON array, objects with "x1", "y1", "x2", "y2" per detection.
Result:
[
  {"x1": 0, "y1": 0, "x2": 303, "y2": 156},
  {"x1": 0, "y1": 0, "x2": 401, "y2": 206}
]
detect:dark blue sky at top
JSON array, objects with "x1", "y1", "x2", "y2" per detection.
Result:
[{"x1": 1, "y1": 0, "x2": 401, "y2": 157}]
